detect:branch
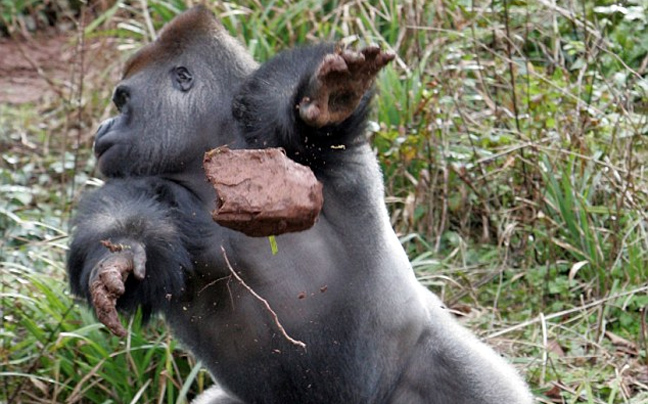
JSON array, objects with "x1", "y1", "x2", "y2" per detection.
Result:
[{"x1": 220, "y1": 246, "x2": 306, "y2": 349}]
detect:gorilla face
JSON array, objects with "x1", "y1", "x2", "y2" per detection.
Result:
[
  {"x1": 94, "y1": 61, "x2": 208, "y2": 177},
  {"x1": 94, "y1": 7, "x2": 257, "y2": 178}
]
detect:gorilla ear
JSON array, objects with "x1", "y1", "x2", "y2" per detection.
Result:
[{"x1": 172, "y1": 66, "x2": 194, "y2": 92}]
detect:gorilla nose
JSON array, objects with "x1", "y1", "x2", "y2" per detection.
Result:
[{"x1": 94, "y1": 117, "x2": 116, "y2": 157}]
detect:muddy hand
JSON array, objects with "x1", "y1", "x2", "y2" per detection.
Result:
[
  {"x1": 89, "y1": 241, "x2": 146, "y2": 337},
  {"x1": 298, "y1": 44, "x2": 395, "y2": 128}
]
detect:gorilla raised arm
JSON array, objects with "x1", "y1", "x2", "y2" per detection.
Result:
[{"x1": 68, "y1": 6, "x2": 533, "y2": 404}]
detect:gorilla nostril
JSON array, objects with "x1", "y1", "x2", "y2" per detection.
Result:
[
  {"x1": 93, "y1": 117, "x2": 117, "y2": 157},
  {"x1": 95, "y1": 117, "x2": 116, "y2": 138},
  {"x1": 112, "y1": 86, "x2": 131, "y2": 111}
]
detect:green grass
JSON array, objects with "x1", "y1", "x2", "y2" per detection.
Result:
[{"x1": 2, "y1": 0, "x2": 648, "y2": 402}]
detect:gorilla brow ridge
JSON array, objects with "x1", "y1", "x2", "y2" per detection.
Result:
[{"x1": 123, "y1": 5, "x2": 222, "y2": 79}]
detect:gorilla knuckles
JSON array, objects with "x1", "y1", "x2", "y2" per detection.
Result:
[{"x1": 68, "y1": 6, "x2": 533, "y2": 404}]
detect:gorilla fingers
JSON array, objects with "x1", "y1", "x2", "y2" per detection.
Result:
[
  {"x1": 89, "y1": 240, "x2": 146, "y2": 336},
  {"x1": 297, "y1": 45, "x2": 395, "y2": 128},
  {"x1": 68, "y1": 179, "x2": 201, "y2": 325}
]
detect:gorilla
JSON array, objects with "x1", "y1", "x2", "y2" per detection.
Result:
[{"x1": 68, "y1": 6, "x2": 533, "y2": 404}]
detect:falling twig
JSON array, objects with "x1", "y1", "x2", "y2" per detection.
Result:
[
  {"x1": 100, "y1": 239, "x2": 126, "y2": 252},
  {"x1": 220, "y1": 246, "x2": 306, "y2": 349},
  {"x1": 197, "y1": 274, "x2": 236, "y2": 310}
]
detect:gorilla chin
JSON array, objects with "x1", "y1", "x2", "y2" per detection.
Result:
[{"x1": 94, "y1": 142, "x2": 129, "y2": 177}]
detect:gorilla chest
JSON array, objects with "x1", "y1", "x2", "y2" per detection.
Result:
[
  {"x1": 169, "y1": 251, "x2": 356, "y2": 349},
  {"x1": 169, "y1": 284, "x2": 388, "y2": 402}
]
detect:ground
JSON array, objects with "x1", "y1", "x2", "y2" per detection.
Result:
[
  {"x1": 0, "y1": 34, "x2": 73, "y2": 104},
  {"x1": 0, "y1": 30, "x2": 118, "y2": 109}
]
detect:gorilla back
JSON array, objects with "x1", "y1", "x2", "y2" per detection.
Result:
[{"x1": 68, "y1": 6, "x2": 533, "y2": 404}]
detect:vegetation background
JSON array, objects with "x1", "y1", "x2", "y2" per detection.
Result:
[{"x1": 1, "y1": 0, "x2": 647, "y2": 403}]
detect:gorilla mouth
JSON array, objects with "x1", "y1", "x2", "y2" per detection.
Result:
[{"x1": 94, "y1": 140, "x2": 110, "y2": 159}]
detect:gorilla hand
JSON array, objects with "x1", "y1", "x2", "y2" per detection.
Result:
[
  {"x1": 298, "y1": 45, "x2": 395, "y2": 128},
  {"x1": 89, "y1": 241, "x2": 146, "y2": 337}
]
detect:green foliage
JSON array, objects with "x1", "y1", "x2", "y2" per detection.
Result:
[
  {"x1": 0, "y1": 0, "x2": 82, "y2": 35},
  {"x1": 0, "y1": 0, "x2": 42, "y2": 33},
  {"x1": 1, "y1": 263, "x2": 208, "y2": 403},
  {"x1": 594, "y1": 1, "x2": 648, "y2": 72}
]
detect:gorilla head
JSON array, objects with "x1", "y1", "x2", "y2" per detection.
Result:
[{"x1": 93, "y1": 6, "x2": 256, "y2": 178}]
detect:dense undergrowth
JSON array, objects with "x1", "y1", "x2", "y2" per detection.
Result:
[{"x1": 2, "y1": 0, "x2": 648, "y2": 403}]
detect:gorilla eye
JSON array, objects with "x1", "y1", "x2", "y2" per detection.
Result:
[
  {"x1": 112, "y1": 85, "x2": 130, "y2": 113},
  {"x1": 173, "y1": 66, "x2": 194, "y2": 92}
]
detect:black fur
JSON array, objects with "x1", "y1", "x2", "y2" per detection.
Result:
[{"x1": 68, "y1": 177, "x2": 212, "y2": 318}]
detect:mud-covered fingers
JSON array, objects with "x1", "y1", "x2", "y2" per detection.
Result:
[
  {"x1": 374, "y1": 50, "x2": 396, "y2": 68},
  {"x1": 96, "y1": 305, "x2": 128, "y2": 337},
  {"x1": 339, "y1": 48, "x2": 366, "y2": 67},
  {"x1": 98, "y1": 263, "x2": 126, "y2": 295},
  {"x1": 298, "y1": 96, "x2": 324, "y2": 126},
  {"x1": 318, "y1": 53, "x2": 349, "y2": 78},
  {"x1": 336, "y1": 45, "x2": 395, "y2": 76},
  {"x1": 360, "y1": 45, "x2": 395, "y2": 70},
  {"x1": 359, "y1": 44, "x2": 381, "y2": 59},
  {"x1": 88, "y1": 254, "x2": 132, "y2": 336},
  {"x1": 90, "y1": 278, "x2": 128, "y2": 337}
]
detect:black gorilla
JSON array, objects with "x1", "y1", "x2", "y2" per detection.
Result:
[{"x1": 68, "y1": 6, "x2": 532, "y2": 404}]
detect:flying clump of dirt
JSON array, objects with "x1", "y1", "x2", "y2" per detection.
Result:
[{"x1": 204, "y1": 146, "x2": 324, "y2": 237}]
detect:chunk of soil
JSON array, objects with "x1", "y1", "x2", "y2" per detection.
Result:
[{"x1": 204, "y1": 147, "x2": 323, "y2": 237}]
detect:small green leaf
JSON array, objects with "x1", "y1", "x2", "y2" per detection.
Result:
[{"x1": 268, "y1": 236, "x2": 278, "y2": 255}]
